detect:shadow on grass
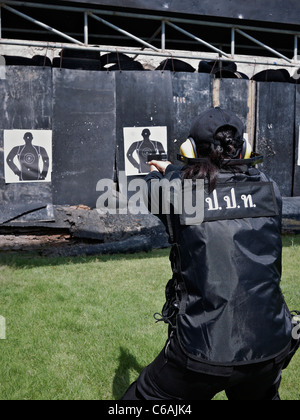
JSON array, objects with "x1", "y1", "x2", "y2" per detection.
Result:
[{"x1": 112, "y1": 347, "x2": 145, "y2": 400}]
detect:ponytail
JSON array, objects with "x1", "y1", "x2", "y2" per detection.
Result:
[{"x1": 182, "y1": 125, "x2": 243, "y2": 192}]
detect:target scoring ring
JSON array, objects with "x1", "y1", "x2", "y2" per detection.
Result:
[{"x1": 24, "y1": 153, "x2": 36, "y2": 164}]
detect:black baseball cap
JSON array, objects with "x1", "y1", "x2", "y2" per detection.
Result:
[{"x1": 189, "y1": 107, "x2": 244, "y2": 146}]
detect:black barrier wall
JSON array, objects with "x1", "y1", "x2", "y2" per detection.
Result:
[
  {"x1": 172, "y1": 72, "x2": 213, "y2": 161},
  {"x1": 294, "y1": 85, "x2": 300, "y2": 196},
  {"x1": 52, "y1": 69, "x2": 116, "y2": 208},
  {"x1": 0, "y1": 67, "x2": 53, "y2": 224},
  {"x1": 256, "y1": 82, "x2": 295, "y2": 197},
  {"x1": 0, "y1": 67, "x2": 299, "y2": 224}
]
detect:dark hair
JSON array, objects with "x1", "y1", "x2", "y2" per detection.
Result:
[{"x1": 183, "y1": 125, "x2": 243, "y2": 192}]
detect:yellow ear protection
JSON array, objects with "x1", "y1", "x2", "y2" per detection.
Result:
[
  {"x1": 241, "y1": 137, "x2": 253, "y2": 160},
  {"x1": 178, "y1": 137, "x2": 263, "y2": 166},
  {"x1": 180, "y1": 137, "x2": 197, "y2": 159}
]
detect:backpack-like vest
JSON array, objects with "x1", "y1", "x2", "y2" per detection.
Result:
[{"x1": 162, "y1": 168, "x2": 292, "y2": 366}]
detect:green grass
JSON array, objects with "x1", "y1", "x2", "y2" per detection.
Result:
[{"x1": 0, "y1": 235, "x2": 299, "y2": 400}]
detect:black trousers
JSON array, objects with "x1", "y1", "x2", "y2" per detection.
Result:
[{"x1": 122, "y1": 334, "x2": 284, "y2": 401}]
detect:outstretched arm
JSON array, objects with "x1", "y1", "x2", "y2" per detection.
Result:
[{"x1": 148, "y1": 159, "x2": 171, "y2": 175}]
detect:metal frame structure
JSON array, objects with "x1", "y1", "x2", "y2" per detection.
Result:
[{"x1": 0, "y1": 0, "x2": 300, "y2": 67}]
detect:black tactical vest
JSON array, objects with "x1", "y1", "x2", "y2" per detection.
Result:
[{"x1": 161, "y1": 167, "x2": 292, "y2": 366}]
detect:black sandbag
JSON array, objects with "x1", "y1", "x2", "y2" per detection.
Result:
[
  {"x1": 32, "y1": 55, "x2": 52, "y2": 67},
  {"x1": 4, "y1": 56, "x2": 33, "y2": 66},
  {"x1": 53, "y1": 57, "x2": 102, "y2": 71},
  {"x1": 100, "y1": 52, "x2": 133, "y2": 65},
  {"x1": 214, "y1": 69, "x2": 249, "y2": 79},
  {"x1": 59, "y1": 48, "x2": 100, "y2": 60},
  {"x1": 251, "y1": 69, "x2": 290, "y2": 83},
  {"x1": 198, "y1": 60, "x2": 237, "y2": 74},
  {"x1": 156, "y1": 59, "x2": 195, "y2": 73},
  {"x1": 106, "y1": 61, "x2": 145, "y2": 71},
  {"x1": 100, "y1": 52, "x2": 144, "y2": 71}
]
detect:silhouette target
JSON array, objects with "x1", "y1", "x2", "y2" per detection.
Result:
[
  {"x1": 116, "y1": 71, "x2": 173, "y2": 197},
  {"x1": 124, "y1": 127, "x2": 167, "y2": 176},
  {"x1": 0, "y1": 67, "x2": 53, "y2": 224},
  {"x1": 5, "y1": 131, "x2": 51, "y2": 182}
]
